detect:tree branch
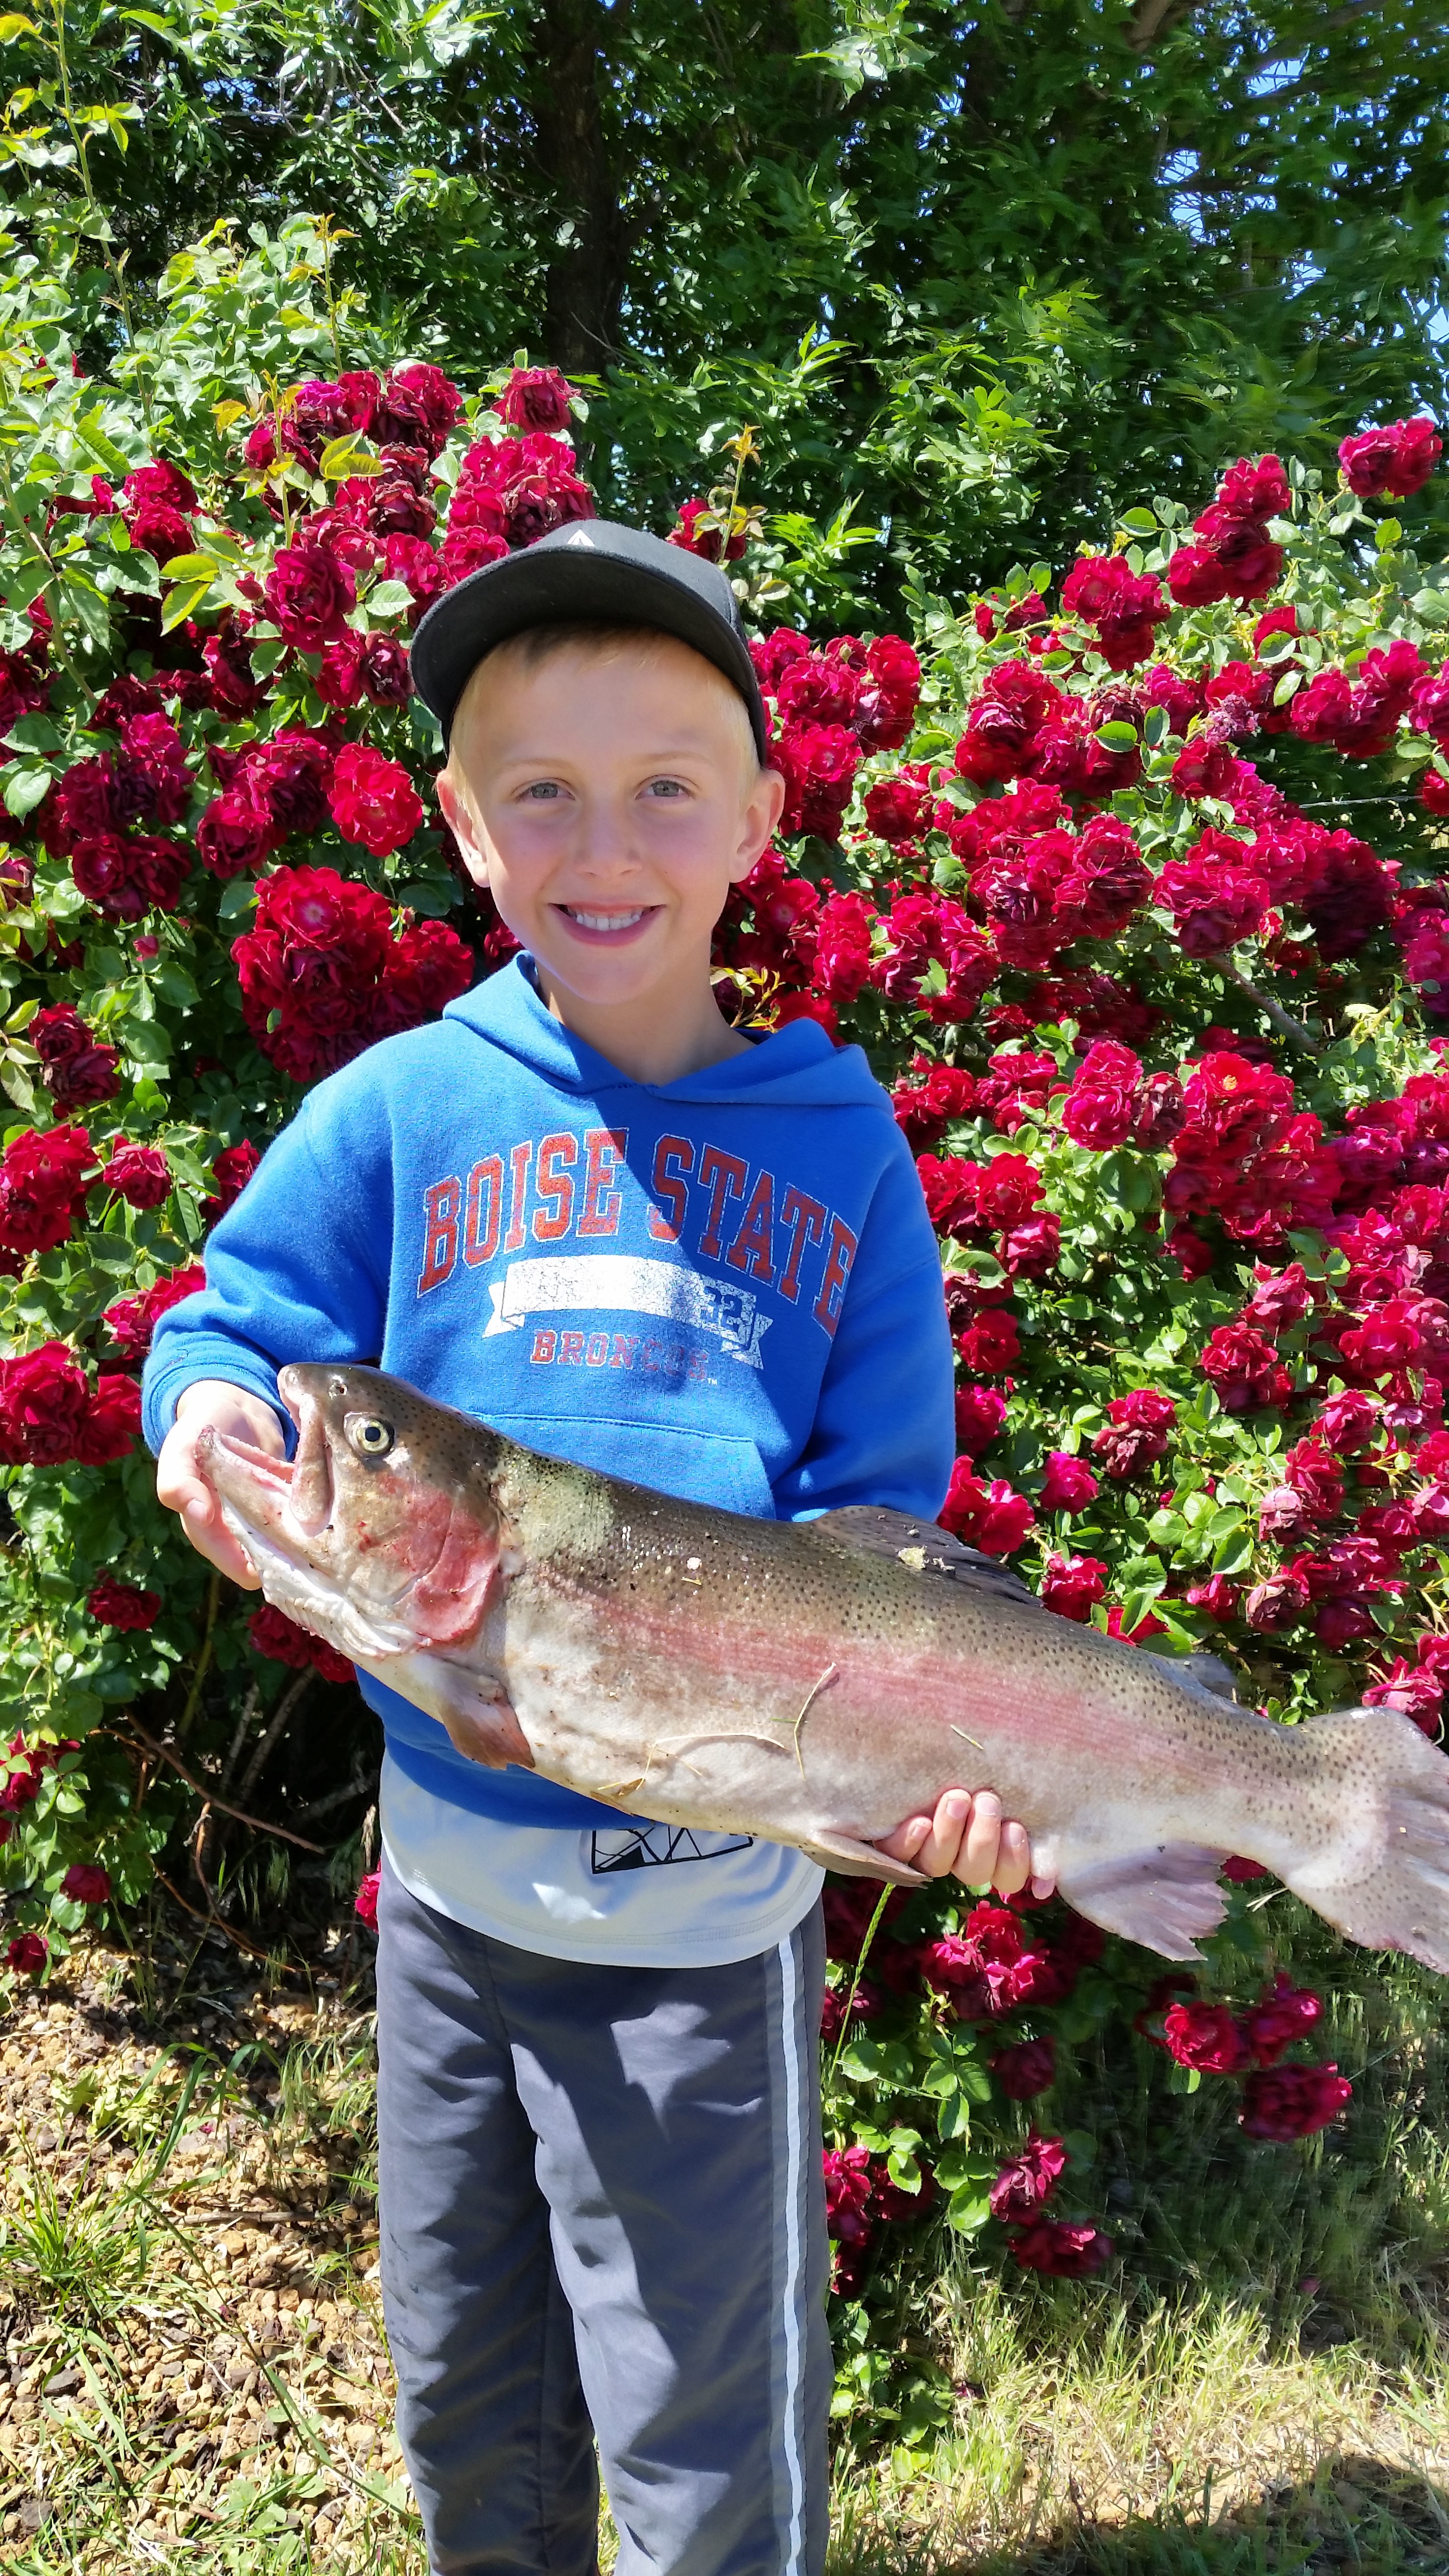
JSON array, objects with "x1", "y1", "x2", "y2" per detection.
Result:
[{"x1": 117, "y1": 1717, "x2": 323, "y2": 1852}]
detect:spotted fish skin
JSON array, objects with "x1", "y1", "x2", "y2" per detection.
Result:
[{"x1": 198, "y1": 1362, "x2": 1449, "y2": 1972}]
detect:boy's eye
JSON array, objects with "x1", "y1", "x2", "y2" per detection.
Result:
[
  {"x1": 521, "y1": 781, "x2": 564, "y2": 802},
  {"x1": 644, "y1": 778, "x2": 687, "y2": 799}
]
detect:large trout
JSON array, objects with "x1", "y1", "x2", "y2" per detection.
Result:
[{"x1": 198, "y1": 1361, "x2": 1449, "y2": 1971}]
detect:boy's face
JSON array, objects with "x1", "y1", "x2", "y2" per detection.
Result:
[{"x1": 436, "y1": 634, "x2": 784, "y2": 1023}]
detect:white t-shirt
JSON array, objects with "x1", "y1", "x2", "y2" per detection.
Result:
[{"x1": 380, "y1": 1752, "x2": 824, "y2": 1967}]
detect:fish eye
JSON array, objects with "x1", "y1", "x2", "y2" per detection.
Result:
[{"x1": 346, "y1": 1414, "x2": 395, "y2": 1459}]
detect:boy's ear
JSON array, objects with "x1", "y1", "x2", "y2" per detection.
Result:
[
  {"x1": 728, "y1": 764, "x2": 788, "y2": 884},
  {"x1": 436, "y1": 771, "x2": 490, "y2": 890}
]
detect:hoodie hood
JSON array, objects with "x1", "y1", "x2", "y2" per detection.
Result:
[{"x1": 444, "y1": 952, "x2": 887, "y2": 1110}]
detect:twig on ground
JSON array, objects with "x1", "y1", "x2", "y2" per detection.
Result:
[{"x1": 151, "y1": 1868, "x2": 271, "y2": 1962}]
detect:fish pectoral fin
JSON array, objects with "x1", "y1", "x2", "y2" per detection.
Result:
[
  {"x1": 799, "y1": 1827, "x2": 927, "y2": 1887},
  {"x1": 811, "y1": 1506, "x2": 1036, "y2": 1607},
  {"x1": 352, "y1": 1650, "x2": 535, "y2": 1773},
  {"x1": 1055, "y1": 1842, "x2": 1229, "y2": 1961}
]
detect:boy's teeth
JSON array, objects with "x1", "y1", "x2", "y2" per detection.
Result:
[{"x1": 569, "y1": 907, "x2": 645, "y2": 930}]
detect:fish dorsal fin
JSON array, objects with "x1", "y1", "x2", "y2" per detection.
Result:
[
  {"x1": 812, "y1": 1505, "x2": 1036, "y2": 1607},
  {"x1": 1146, "y1": 1649, "x2": 1241, "y2": 1705}
]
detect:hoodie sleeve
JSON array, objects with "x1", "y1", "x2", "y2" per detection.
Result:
[
  {"x1": 141, "y1": 1067, "x2": 393, "y2": 1454},
  {"x1": 771, "y1": 1125, "x2": 955, "y2": 1523}
]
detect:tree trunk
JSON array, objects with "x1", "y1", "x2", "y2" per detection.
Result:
[{"x1": 532, "y1": 0, "x2": 632, "y2": 373}]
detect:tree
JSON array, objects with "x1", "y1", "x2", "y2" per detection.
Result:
[{"x1": 4, "y1": 0, "x2": 1447, "y2": 601}]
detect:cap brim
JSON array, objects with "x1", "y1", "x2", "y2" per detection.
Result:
[{"x1": 411, "y1": 541, "x2": 768, "y2": 761}]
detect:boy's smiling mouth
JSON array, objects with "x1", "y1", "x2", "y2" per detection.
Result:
[{"x1": 554, "y1": 902, "x2": 660, "y2": 943}]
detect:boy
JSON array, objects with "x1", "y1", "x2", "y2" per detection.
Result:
[{"x1": 147, "y1": 522, "x2": 1041, "y2": 2576}]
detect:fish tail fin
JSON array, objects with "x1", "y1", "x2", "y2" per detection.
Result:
[{"x1": 1283, "y1": 1706, "x2": 1449, "y2": 1974}]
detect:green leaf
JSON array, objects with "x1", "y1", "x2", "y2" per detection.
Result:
[
  {"x1": 945, "y1": 2188, "x2": 992, "y2": 2233},
  {"x1": 1095, "y1": 720, "x2": 1138, "y2": 750},
  {"x1": 0, "y1": 14, "x2": 40, "y2": 37},
  {"x1": 365, "y1": 578, "x2": 414, "y2": 617},
  {"x1": 3, "y1": 761, "x2": 53, "y2": 817}
]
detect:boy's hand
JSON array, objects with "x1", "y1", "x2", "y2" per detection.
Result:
[
  {"x1": 156, "y1": 1380, "x2": 287, "y2": 1590},
  {"x1": 877, "y1": 1789, "x2": 1056, "y2": 1898}
]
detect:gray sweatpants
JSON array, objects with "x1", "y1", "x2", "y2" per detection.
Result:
[{"x1": 375, "y1": 1861, "x2": 832, "y2": 2576}]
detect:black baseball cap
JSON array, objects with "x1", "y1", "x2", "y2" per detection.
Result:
[{"x1": 410, "y1": 518, "x2": 769, "y2": 762}]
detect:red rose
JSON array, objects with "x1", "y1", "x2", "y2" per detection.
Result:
[
  {"x1": 1240, "y1": 1973, "x2": 1322, "y2": 2069},
  {"x1": 196, "y1": 778, "x2": 276, "y2": 879},
  {"x1": 88, "y1": 1575, "x2": 161, "y2": 1630},
  {"x1": 811, "y1": 892, "x2": 876, "y2": 1005},
  {"x1": 374, "y1": 362, "x2": 462, "y2": 456},
  {"x1": 384, "y1": 531, "x2": 447, "y2": 616},
  {"x1": 822, "y1": 2144, "x2": 875, "y2": 2248},
  {"x1": 990, "y1": 2037, "x2": 1056, "y2": 2100},
  {"x1": 954, "y1": 1310, "x2": 1021, "y2": 1375},
  {"x1": 864, "y1": 772, "x2": 932, "y2": 847},
  {"x1": 1240, "y1": 2062, "x2": 1352, "y2": 2141},
  {"x1": 0, "y1": 1341, "x2": 90, "y2": 1464},
  {"x1": 359, "y1": 633, "x2": 413, "y2": 706},
  {"x1": 1244, "y1": 1568, "x2": 1310, "y2": 1633},
  {"x1": 203, "y1": 627, "x2": 266, "y2": 714},
  {"x1": 6, "y1": 1932, "x2": 47, "y2": 1975},
  {"x1": 953, "y1": 1385, "x2": 1006, "y2": 1456},
  {"x1": 76, "y1": 1371, "x2": 143, "y2": 1464},
  {"x1": 669, "y1": 498, "x2": 746, "y2": 564},
  {"x1": 1093, "y1": 1387, "x2": 1176, "y2": 1479},
  {"x1": 939, "y1": 1461, "x2": 1034, "y2": 1553},
  {"x1": 1339, "y1": 417, "x2": 1441, "y2": 501},
  {"x1": 115, "y1": 711, "x2": 191, "y2": 827},
  {"x1": 71, "y1": 831, "x2": 188, "y2": 920},
  {"x1": 248, "y1": 1601, "x2": 353, "y2": 1685},
  {"x1": 102, "y1": 1262, "x2": 206, "y2": 1364},
  {"x1": 100, "y1": 1143, "x2": 171, "y2": 1208},
  {"x1": 1007, "y1": 2219, "x2": 1112, "y2": 2276},
  {"x1": 1184, "y1": 1573, "x2": 1240, "y2": 1623},
  {"x1": 328, "y1": 743, "x2": 425, "y2": 857},
  {"x1": 248, "y1": 731, "x2": 335, "y2": 838},
  {"x1": 61, "y1": 1862, "x2": 111, "y2": 1905},
  {"x1": 355, "y1": 1868, "x2": 382, "y2": 1931},
  {"x1": 316, "y1": 632, "x2": 365, "y2": 708},
  {"x1": 989, "y1": 2129, "x2": 1067, "y2": 2221},
  {"x1": 1040, "y1": 1551, "x2": 1108, "y2": 1621},
  {"x1": 1038, "y1": 1450, "x2": 1099, "y2": 1513},
  {"x1": 375, "y1": 918, "x2": 473, "y2": 1029},
  {"x1": 0, "y1": 1126, "x2": 97, "y2": 1258},
  {"x1": 264, "y1": 542, "x2": 356, "y2": 650},
  {"x1": 203, "y1": 1141, "x2": 260, "y2": 1225},
  {"x1": 30, "y1": 1005, "x2": 121, "y2": 1111},
  {"x1": 1200, "y1": 1320, "x2": 1293, "y2": 1412},
  {"x1": 493, "y1": 366, "x2": 578, "y2": 433},
  {"x1": 1162, "y1": 1998, "x2": 1247, "y2": 2073}
]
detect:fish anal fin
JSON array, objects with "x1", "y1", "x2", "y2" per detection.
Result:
[
  {"x1": 800, "y1": 1826, "x2": 927, "y2": 1887},
  {"x1": 813, "y1": 1506, "x2": 1035, "y2": 1607},
  {"x1": 1056, "y1": 1842, "x2": 1229, "y2": 1961}
]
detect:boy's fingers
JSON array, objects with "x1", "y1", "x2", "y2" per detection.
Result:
[
  {"x1": 993, "y1": 1819, "x2": 1031, "y2": 1898},
  {"x1": 959, "y1": 1788, "x2": 1003, "y2": 1885},
  {"x1": 877, "y1": 1812, "x2": 934, "y2": 1865},
  {"x1": 1030, "y1": 1870, "x2": 1057, "y2": 1900},
  {"x1": 912, "y1": 1789, "x2": 973, "y2": 1877}
]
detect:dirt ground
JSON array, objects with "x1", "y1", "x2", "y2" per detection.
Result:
[{"x1": 0, "y1": 1924, "x2": 415, "y2": 2564}]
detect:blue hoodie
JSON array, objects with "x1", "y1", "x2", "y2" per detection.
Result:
[{"x1": 143, "y1": 955, "x2": 955, "y2": 1830}]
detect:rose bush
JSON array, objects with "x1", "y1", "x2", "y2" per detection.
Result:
[{"x1": 0, "y1": 209, "x2": 1446, "y2": 2428}]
